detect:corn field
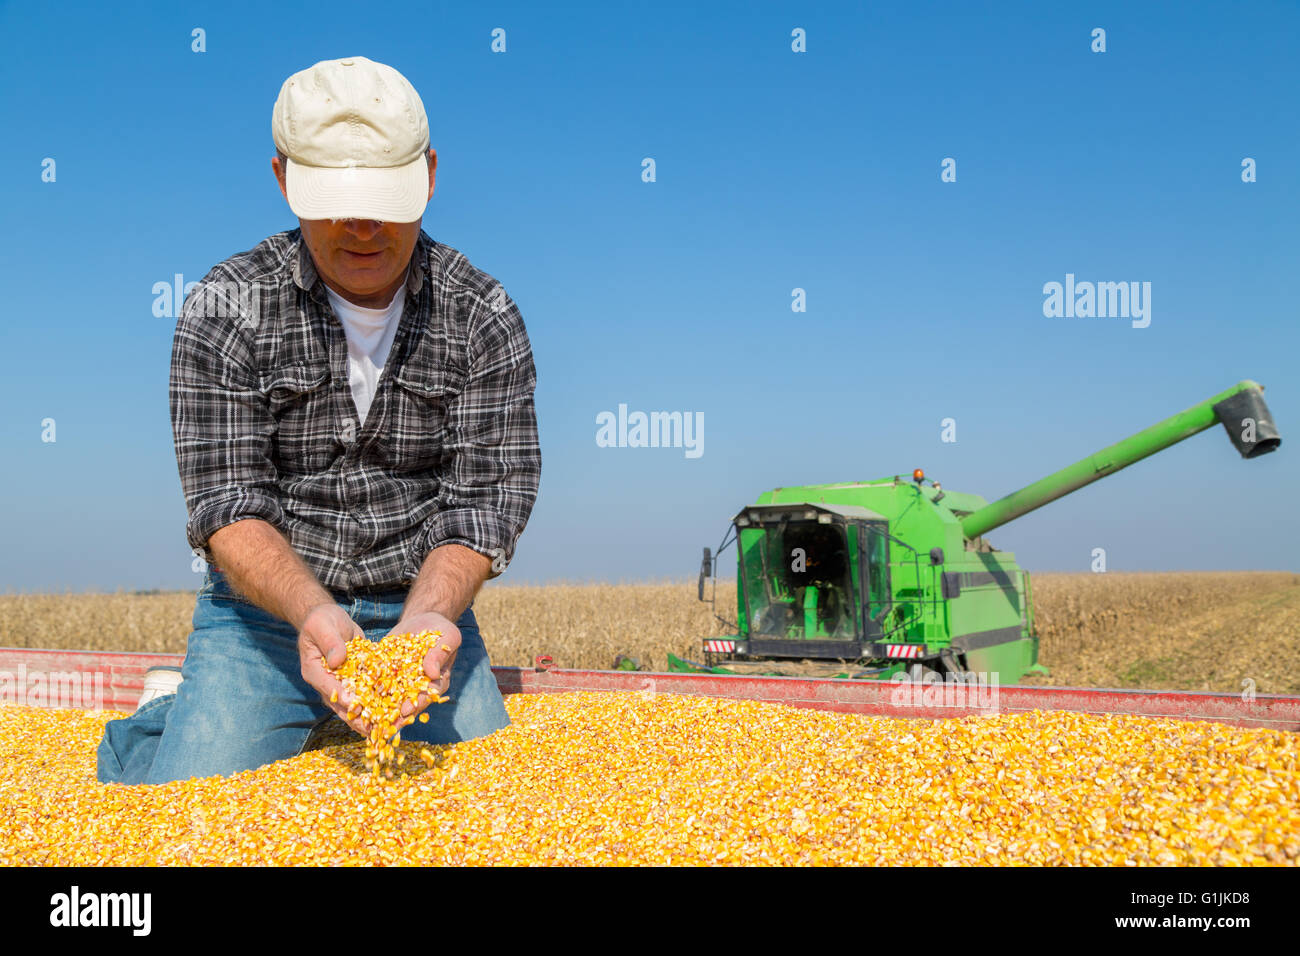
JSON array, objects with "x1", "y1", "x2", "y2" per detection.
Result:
[{"x1": 1, "y1": 571, "x2": 1296, "y2": 693}]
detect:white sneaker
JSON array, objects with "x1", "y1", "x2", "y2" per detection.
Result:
[{"x1": 137, "y1": 667, "x2": 184, "y2": 709}]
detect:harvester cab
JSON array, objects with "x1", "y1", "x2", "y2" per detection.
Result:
[
  {"x1": 736, "y1": 503, "x2": 878, "y2": 642},
  {"x1": 686, "y1": 380, "x2": 1282, "y2": 684}
]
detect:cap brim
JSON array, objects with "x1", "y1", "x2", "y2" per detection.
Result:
[{"x1": 285, "y1": 153, "x2": 429, "y2": 223}]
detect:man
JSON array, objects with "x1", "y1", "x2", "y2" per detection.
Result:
[{"x1": 98, "y1": 56, "x2": 541, "y2": 785}]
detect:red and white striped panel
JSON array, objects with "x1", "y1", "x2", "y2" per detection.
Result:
[
  {"x1": 704, "y1": 640, "x2": 737, "y2": 653},
  {"x1": 885, "y1": 644, "x2": 924, "y2": 659}
]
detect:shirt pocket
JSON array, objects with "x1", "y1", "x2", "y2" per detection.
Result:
[
  {"x1": 387, "y1": 362, "x2": 466, "y2": 474},
  {"x1": 261, "y1": 362, "x2": 334, "y2": 474}
]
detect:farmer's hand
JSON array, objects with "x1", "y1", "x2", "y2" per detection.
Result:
[
  {"x1": 387, "y1": 610, "x2": 461, "y2": 727},
  {"x1": 298, "y1": 602, "x2": 371, "y2": 736}
]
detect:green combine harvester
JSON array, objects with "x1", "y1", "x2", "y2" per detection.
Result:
[{"x1": 676, "y1": 381, "x2": 1281, "y2": 683}]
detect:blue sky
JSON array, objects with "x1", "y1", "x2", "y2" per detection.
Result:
[{"x1": 1, "y1": 0, "x2": 1297, "y2": 592}]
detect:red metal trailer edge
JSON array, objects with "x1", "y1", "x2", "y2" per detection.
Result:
[{"x1": 1, "y1": 646, "x2": 1297, "y2": 731}]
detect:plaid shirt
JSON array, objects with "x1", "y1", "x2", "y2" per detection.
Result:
[{"x1": 170, "y1": 227, "x2": 541, "y2": 592}]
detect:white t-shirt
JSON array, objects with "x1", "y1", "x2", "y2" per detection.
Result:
[{"x1": 323, "y1": 283, "x2": 407, "y2": 426}]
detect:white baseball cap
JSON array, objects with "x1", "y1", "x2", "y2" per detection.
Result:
[{"x1": 272, "y1": 56, "x2": 431, "y2": 223}]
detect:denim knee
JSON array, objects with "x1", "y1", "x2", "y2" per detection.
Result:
[{"x1": 96, "y1": 694, "x2": 175, "y2": 785}]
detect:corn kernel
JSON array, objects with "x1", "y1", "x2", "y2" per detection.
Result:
[
  {"x1": 322, "y1": 629, "x2": 447, "y2": 776},
  {"x1": 0, "y1": 693, "x2": 1296, "y2": 866}
]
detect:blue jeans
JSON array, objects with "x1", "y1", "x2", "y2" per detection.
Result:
[{"x1": 97, "y1": 569, "x2": 511, "y2": 785}]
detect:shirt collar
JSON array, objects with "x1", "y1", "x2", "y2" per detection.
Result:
[{"x1": 292, "y1": 229, "x2": 428, "y2": 298}]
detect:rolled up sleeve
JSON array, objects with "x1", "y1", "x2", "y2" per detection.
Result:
[
  {"x1": 411, "y1": 286, "x2": 541, "y2": 578},
  {"x1": 170, "y1": 277, "x2": 285, "y2": 562}
]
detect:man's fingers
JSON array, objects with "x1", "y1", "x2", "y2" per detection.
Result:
[
  {"x1": 303, "y1": 603, "x2": 362, "y2": 667},
  {"x1": 317, "y1": 626, "x2": 361, "y2": 670},
  {"x1": 307, "y1": 665, "x2": 367, "y2": 734},
  {"x1": 319, "y1": 671, "x2": 356, "y2": 708},
  {"x1": 399, "y1": 691, "x2": 430, "y2": 719},
  {"x1": 437, "y1": 649, "x2": 458, "y2": 692},
  {"x1": 302, "y1": 646, "x2": 347, "y2": 696},
  {"x1": 422, "y1": 643, "x2": 458, "y2": 687},
  {"x1": 398, "y1": 650, "x2": 456, "y2": 719},
  {"x1": 326, "y1": 695, "x2": 370, "y2": 737},
  {"x1": 297, "y1": 606, "x2": 372, "y2": 738},
  {"x1": 345, "y1": 717, "x2": 370, "y2": 737}
]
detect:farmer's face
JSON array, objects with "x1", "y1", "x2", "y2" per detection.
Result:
[{"x1": 272, "y1": 149, "x2": 437, "y2": 309}]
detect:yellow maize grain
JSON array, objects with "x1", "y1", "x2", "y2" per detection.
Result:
[
  {"x1": 0, "y1": 693, "x2": 1296, "y2": 866},
  {"x1": 323, "y1": 629, "x2": 448, "y2": 776}
]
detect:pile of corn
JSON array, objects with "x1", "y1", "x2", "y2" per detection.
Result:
[
  {"x1": 323, "y1": 629, "x2": 449, "y2": 776},
  {"x1": 0, "y1": 693, "x2": 1296, "y2": 866}
]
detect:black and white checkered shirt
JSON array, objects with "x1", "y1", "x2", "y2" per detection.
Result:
[{"x1": 170, "y1": 228, "x2": 541, "y2": 592}]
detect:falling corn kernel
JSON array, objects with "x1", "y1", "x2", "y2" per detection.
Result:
[
  {"x1": 0, "y1": 693, "x2": 1296, "y2": 866},
  {"x1": 419, "y1": 713, "x2": 429, "y2": 724},
  {"x1": 322, "y1": 629, "x2": 447, "y2": 776}
]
